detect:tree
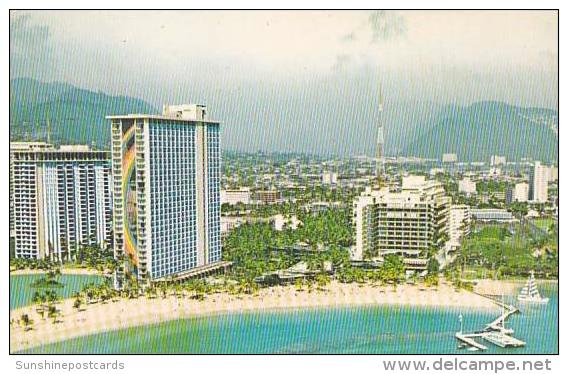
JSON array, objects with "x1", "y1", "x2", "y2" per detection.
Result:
[
  {"x1": 424, "y1": 273, "x2": 439, "y2": 288},
  {"x1": 428, "y1": 258, "x2": 440, "y2": 275},
  {"x1": 382, "y1": 255, "x2": 404, "y2": 283},
  {"x1": 32, "y1": 291, "x2": 47, "y2": 319},
  {"x1": 73, "y1": 296, "x2": 83, "y2": 312},
  {"x1": 315, "y1": 273, "x2": 330, "y2": 290},
  {"x1": 294, "y1": 278, "x2": 304, "y2": 292},
  {"x1": 21, "y1": 313, "x2": 33, "y2": 331},
  {"x1": 48, "y1": 305, "x2": 60, "y2": 324}
]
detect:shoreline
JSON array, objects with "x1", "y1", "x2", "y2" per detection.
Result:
[
  {"x1": 10, "y1": 281, "x2": 500, "y2": 352},
  {"x1": 473, "y1": 278, "x2": 557, "y2": 296},
  {"x1": 10, "y1": 268, "x2": 103, "y2": 276}
]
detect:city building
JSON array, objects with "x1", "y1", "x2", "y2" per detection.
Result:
[
  {"x1": 10, "y1": 142, "x2": 112, "y2": 260},
  {"x1": 442, "y1": 153, "x2": 458, "y2": 163},
  {"x1": 529, "y1": 161, "x2": 549, "y2": 203},
  {"x1": 505, "y1": 186, "x2": 514, "y2": 205},
  {"x1": 447, "y1": 205, "x2": 471, "y2": 252},
  {"x1": 307, "y1": 201, "x2": 343, "y2": 214},
  {"x1": 10, "y1": 142, "x2": 57, "y2": 237},
  {"x1": 514, "y1": 182, "x2": 529, "y2": 203},
  {"x1": 108, "y1": 104, "x2": 222, "y2": 285},
  {"x1": 470, "y1": 209, "x2": 516, "y2": 223},
  {"x1": 458, "y1": 177, "x2": 477, "y2": 195},
  {"x1": 221, "y1": 188, "x2": 251, "y2": 205},
  {"x1": 488, "y1": 167, "x2": 502, "y2": 178},
  {"x1": 442, "y1": 153, "x2": 457, "y2": 175},
  {"x1": 322, "y1": 171, "x2": 338, "y2": 185},
  {"x1": 254, "y1": 190, "x2": 282, "y2": 204},
  {"x1": 549, "y1": 166, "x2": 559, "y2": 182},
  {"x1": 490, "y1": 155, "x2": 507, "y2": 166},
  {"x1": 492, "y1": 190, "x2": 506, "y2": 201},
  {"x1": 352, "y1": 176, "x2": 450, "y2": 262},
  {"x1": 429, "y1": 168, "x2": 445, "y2": 176}
]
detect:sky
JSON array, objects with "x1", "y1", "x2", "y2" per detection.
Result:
[{"x1": 10, "y1": 10, "x2": 558, "y2": 155}]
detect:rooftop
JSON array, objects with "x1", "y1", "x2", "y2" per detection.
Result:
[
  {"x1": 105, "y1": 114, "x2": 220, "y2": 124},
  {"x1": 10, "y1": 142, "x2": 105, "y2": 154},
  {"x1": 107, "y1": 103, "x2": 220, "y2": 124}
]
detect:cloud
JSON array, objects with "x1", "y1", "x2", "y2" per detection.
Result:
[
  {"x1": 368, "y1": 11, "x2": 407, "y2": 42},
  {"x1": 10, "y1": 13, "x2": 50, "y2": 45},
  {"x1": 341, "y1": 11, "x2": 407, "y2": 45},
  {"x1": 340, "y1": 31, "x2": 357, "y2": 43},
  {"x1": 10, "y1": 12, "x2": 54, "y2": 78},
  {"x1": 332, "y1": 54, "x2": 352, "y2": 71},
  {"x1": 9, "y1": 10, "x2": 557, "y2": 110}
]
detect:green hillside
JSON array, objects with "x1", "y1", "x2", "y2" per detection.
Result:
[
  {"x1": 10, "y1": 79, "x2": 558, "y2": 163},
  {"x1": 403, "y1": 101, "x2": 558, "y2": 163},
  {"x1": 10, "y1": 78, "x2": 155, "y2": 147}
]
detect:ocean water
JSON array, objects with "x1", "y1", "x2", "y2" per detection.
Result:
[
  {"x1": 10, "y1": 274, "x2": 103, "y2": 310},
  {"x1": 18, "y1": 283, "x2": 558, "y2": 354}
]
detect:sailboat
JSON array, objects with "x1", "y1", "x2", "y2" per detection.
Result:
[{"x1": 517, "y1": 271, "x2": 549, "y2": 304}]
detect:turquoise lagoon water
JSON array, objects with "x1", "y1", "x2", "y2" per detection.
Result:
[
  {"x1": 18, "y1": 283, "x2": 557, "y2": 354},
  {"x1": 10, "y1": 273, "x2": 104, "y2": 310}
]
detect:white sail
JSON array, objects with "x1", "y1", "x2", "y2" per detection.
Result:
[{"x1": 517, "y1": 271, "x2": 549, "y2": 304}]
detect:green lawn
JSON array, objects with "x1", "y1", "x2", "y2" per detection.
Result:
[
  {"x1": 532, "y1": 218, "x2": 555, "y2": 231},
  {"x1": 457, "y1": 222, "x2": 558, "y2": 279}
]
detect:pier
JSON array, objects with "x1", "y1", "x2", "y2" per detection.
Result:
[
  {"x1": 456, "y1": 298, "x2": 526, "y2": 351},
  {"x1": 485, "y1": 301, "x2": 519, "y2": 334},
  {"x1": 455, "y1": 333, "x2": 488, "y2": 351}
]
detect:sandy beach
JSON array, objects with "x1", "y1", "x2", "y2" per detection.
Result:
[
  {"x1": 473, "y1": 278, "x2": 556, "y2": 296},
  {"x1": 10, "y1": 268, "x2": 102, "y2": 276},
  {"x1": 10, "y1": 280, "x2": 499, "y2": 352}
]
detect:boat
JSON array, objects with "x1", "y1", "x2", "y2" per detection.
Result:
[{"x1": 517, "y1": 271, "x2": 549, "y2": 304}]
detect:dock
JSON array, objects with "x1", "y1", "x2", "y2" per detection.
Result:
[
  {"x1": 455, "y1": 333, "x2": 488, "y2": 351},
  {"x1": 485, "y1": 303, "x2": 519, "y2": 333},
  {"x1": 482, "y1": 332, "x2": 526, "y2": 348},
  {"x1": 455, "y1": 297, "x2": 526, "y2": 350}
]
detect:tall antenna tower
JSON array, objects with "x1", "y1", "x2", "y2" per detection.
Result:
[
  {"x1": 46, "y1": 116, "x2": 52, "y2": 144},
  {"x1": 375, "y1": 82, "x2": 386, "y2": 185},
  {"x1": 45, "y1": 103, "x2": 52, "y2": 144}
]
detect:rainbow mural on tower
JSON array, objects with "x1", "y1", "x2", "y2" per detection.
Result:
[{"x1": 121, "y1": 121, "x2": 139, "y2": 275}]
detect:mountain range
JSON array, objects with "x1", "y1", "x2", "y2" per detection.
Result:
[
  {"x1": 402, "y1": 101, "x2": 558, "y2": 163},
  {"x1": 10, "y1": 78, "x2": 155, "y2": 147},
  {"x1": 10, "y1": 78, "x2": 558, "y2": 163}
]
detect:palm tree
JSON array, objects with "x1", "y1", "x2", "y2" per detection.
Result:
[
  {"x1": 159, "y1": 282, "x2": 168, "y2": 299},
  {"x1": 32, "y1": 291, "x2": 47, "y2": 319},
  {"x1": 174, "y1": 283, "x2": 184, "y2": 299},
  {"x1": 21, "y1": 313, "x2": 33, "y2": 331},
  {"x1": 47, "y1": 305, "x2": 60, "y2": 324},
  {"x1": 294, "y1": 278, "x2": 304, "y2": 292},
  {"x1": 306, "y1": 278, "x2": 315, "y2": 293},
  {"x1": 315, "y1": 273, "x2": 330, "y2": 291},
  {"x1": 145, "y1": 284, "x2": 157, "y2": 299},
  {"x1": 73, "y1": 296, "x2": 83, "y2": 312}
]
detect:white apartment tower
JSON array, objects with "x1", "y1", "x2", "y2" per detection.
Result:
[
  {"x1": 10, "y1": 143, "x2": 112, "y2": 260},
  {"x1": 514, "y1": 182, "x2": 529, "y2": 203},
  {"x1": 322, "y1": 172, "x2": 338, "y2": 185},
  {"x1": 108, "y1": 104, "x2": 221, "y2": 284},
  {"x1": 447, "y1": 205, "x2": 471, "y2": 252},
  {"x1": 529, "y1": 161, "x2": 549, "y2": 203},
  {"x1": 352, "y1": 176, "x2": 450, "y2": 261}
]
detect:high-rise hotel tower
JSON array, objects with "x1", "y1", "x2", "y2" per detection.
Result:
[
  {"x1": 10, "y1": 142, "x2": 112, "y2": 260},
  {"x1": 352, "y1": 176, "x2": 450, "y2": 264},
  {"x1": 108, "y1": 104, "x2": 221, "y2": 285}
]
